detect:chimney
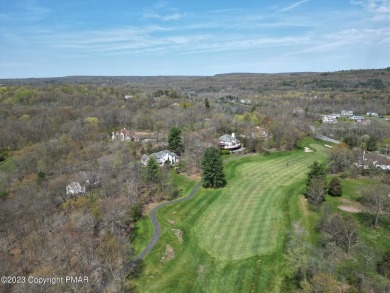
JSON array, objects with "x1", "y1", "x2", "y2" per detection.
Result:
[{"x1": 232, "y1": 133, "x2": 235, "y2": 138}]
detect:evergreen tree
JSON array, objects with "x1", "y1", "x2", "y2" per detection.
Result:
[
  {"x1": 328, "y1": 176, "x2": 342, "y2": 196},
  {"x1": 145, "y1": 156, "x2": 159, "y2": 184},
  {"x1": 366, "y1": 136, "x2": 378, "y2": 151},
  {"x1": 306, "y1": 161, "x2": 327, "y2": 207},
  {"x1": 201, "y1": 147, "x2": 226, "y2": 188},
  {"x1": 168, "y1": 127, "x2": 184, "y2": 155},
  {"x1": 307, "y1": 177, "x2": 326, "y2": 209},
  {"x1": 306, "y1": 161, "x2": 327, "y2": 187},
  {"x1": 205, "y1": 97, "x2": 210, "y2": 109}
]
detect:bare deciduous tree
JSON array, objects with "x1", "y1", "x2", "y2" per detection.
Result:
[{"x1": 361, "y1": 184, "x2": 390, "y2": 228}]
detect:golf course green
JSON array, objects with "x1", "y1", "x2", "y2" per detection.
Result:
[{"x1": 133, "y1": 142, "x2": 328, "y2": 292}]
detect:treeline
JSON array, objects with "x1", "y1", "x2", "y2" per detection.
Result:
[
  {"x1": 1, "y1": 71, "x2": 389, "y2": 292},
  {"x1": 283, "y1": 155, "x2": 390, "y2": 292},
  {"x1": 282, "y1": 150, "x2": 390, "y2": 292},
  {"x1": 0, "y1": 83, "x2": 286, "y2": 292}
]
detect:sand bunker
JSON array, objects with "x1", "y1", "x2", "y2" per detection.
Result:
[{"x1": 338, "y1": 205, "x2": 361, "y2": 213}]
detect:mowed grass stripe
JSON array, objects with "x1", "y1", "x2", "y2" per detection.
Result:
[
  {"x1": 206, "y1": 179, "x2": 263, "y2": 256},
  {"x1": 134, "y1": 144, "x2": 328, "y2": 292},
  {"x1": 222, "y1": 183, "x2": 260, "y2": 256},
  {"x1": 198, "y1": 180, "x2": 257, "y2": 245},
  {"x1": 195, "y1": 149, "x2": 326, "y2": 260}
]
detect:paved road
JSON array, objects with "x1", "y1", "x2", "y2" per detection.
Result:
[
  {"x1": 310, "y1": 125, "x2": 341, "y2": 144},
  {"x1": 132, "y1": 180, "x2": 202, "y2": 262}
]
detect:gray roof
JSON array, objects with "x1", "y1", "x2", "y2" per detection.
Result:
[
  {"x1": 141, "y1": 154, "x2": 149, "y2": 164},
  {"x1": 151, "y1": 150, "x2": 178, "y2": 160},
  {"x1": 141, "y1": 150, "x2": 179, "y2": 165},
  {"x1": 219, "y1": 134, "x2": 240, "y2": 143}
]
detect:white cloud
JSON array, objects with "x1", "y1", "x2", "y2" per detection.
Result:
[
  {"x1": 142, "y1": 2, "x2": 186, "y2": 21},
  {"x1": 277, "y1": 0, "x2": 310, "y2": 13},
  {"x1": 351, "y1": 0, "x2": 390, "y2": 20},
  {"x1": 287, "y1": 27, "x2": 390, "y2": 55},
  {"x1": 143, "y1": 12, "x2": 186, "y2": 21}
]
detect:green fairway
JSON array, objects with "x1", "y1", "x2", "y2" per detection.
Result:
[{"x1": 133, "y1": 144, "x2": 327, "y2": 292}]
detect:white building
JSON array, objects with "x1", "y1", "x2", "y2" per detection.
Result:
[
  {"x1": 66, "y1": 182, "x2": 86, "y2": 196},
  {"x1": 141, "y1": 150, "x2": 179, "y2": 166},
  {"x1": 219, "y1": 133, "x2": 241, "y2": 150},
  {"x1": 341, "y1": 110, "x2": 353, "y2": 116},
  {"x1": 112, "y1": 128, "x2": 138, "y2": 142},
  {"x1": 322, "y1": 115, "x2": 337, "y2": 124},
  {"x1": 65, "y1": 172, "x2": 100, "y2": 196},
  {"x1": 355, "y1": 152, "x2": 390, "y2": 170}
]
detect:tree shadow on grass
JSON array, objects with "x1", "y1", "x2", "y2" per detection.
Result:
[{"x1": 354, "y1": 212, "x2": 390, "y2": 228}]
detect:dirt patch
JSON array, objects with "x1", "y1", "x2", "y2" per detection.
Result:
[
  {"x1": 187, "y1": 173, "x2": 201, "y2": 180},
  {"x1": 338, "y1": 205, "x2": 361, "y2": 213},
  {"x1": 161, "y1": 244, "x2": 175, "y2": 262},
  {"x1": 299, "y1": 197, "x2": 309, "y2": 217},
  {"x1": 338, "y1": 198, "x2": 363, "y2": 213},
  {"x1": 142, "y1": 201, "x2": 162, "y2": 214},
  {"x1": 167, "y1": 220, "x2": 176, "y2": 225},
  {"x1": 340, "y1": 198, "x2": 355, "y2": 205},
  {"x1": 172, "y1": 229, "x2": 183, "y2": 244}
]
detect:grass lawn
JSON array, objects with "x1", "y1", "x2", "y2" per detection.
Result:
[
  {"x1": 131, "y1": 172, "x2": 198, "y2": 255},
  {"x1": 325, "y1": 177, "x2": 390, "y2": 253},
  {"x1": 132, "y1": 143, "x2": 328, "y2": 292}
]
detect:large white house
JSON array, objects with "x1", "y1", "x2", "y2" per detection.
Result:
[
  {"x1": 355, "y1": 152, "x2": 390, "y2": 170},
  {"x1": 141, "y1": 150, "x2": 179, "y2": 166},
  {"x1": 65, "y1": 171, "x2": 101, "y2": 196},
  {"x1": 219, "y1": 133, "x2": 241, "y2": 150},
  {"x1": 322, "y1": 115, "x2": 337, "y2": 124},
  {"x1": 66, "y1": 182, "x2": 86, "y2": 195},
  {"x1": 341, "y1": 110, "x2": 353, "y2": 116},
  {"x1": 112, "y1": 128, "x2": 138, "y2": 142}
]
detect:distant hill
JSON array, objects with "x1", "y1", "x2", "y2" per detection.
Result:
[{"x1": 0, "y1": 68, "x2": 389, "y2": 92}]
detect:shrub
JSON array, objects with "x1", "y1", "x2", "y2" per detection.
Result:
[
  {"x1": 328, "y1": 176, "x2": 342, "y2": 196},
  {"x1": 128, "y1": 204, "x2": 143, "y2": 223},
  {"x1": 220, "y1": 149, "x2": 230, "y2": 155}
]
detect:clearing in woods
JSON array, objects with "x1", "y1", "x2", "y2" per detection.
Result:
[{"x1": 133, "y1": 143, "x2": 327, "y2": 292}]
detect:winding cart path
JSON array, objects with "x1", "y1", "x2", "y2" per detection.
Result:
[
  {"x1": 130, "y1": 154, "x2": 253, "y2": 265},
  {"x1": 133, "y1": 181, "x2": 202, "y2": 262}
]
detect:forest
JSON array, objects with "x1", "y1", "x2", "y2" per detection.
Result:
[{"x1": 0, "y1": 68, "x2": 390, "y2": 292}]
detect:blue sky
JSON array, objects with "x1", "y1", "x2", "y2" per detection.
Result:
[{"x1": 1, "y1": 0, "x2": 389, "y2": 78}]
